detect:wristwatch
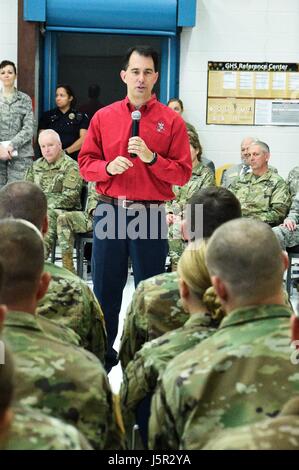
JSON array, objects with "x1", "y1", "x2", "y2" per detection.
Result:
[{"x1": 146, "y1": 152, "x2": 158, "y2": 166}]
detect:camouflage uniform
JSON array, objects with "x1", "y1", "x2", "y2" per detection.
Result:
[
  {"x1": 230, "y1": 169, "x2": 291, "y2": 226},
  {"x1": 0, "y1": 89, "x2": 34, "y2": 188},
  {"x1": 203, "y1": 397, "x2": 299, "y2": 450},
  {"x1": 118, "y1": 272, "x2": 188, "y2": 369},
  {"x1": 286, "y1": 166, "x2": 299, "y2": 199},
  {"x1": 25, "y1": 151, "x2": 83, "y2": 257},
  {"x1": 56, "y1": 182, "x2": 98, "y2": 256},
  {"x1": 273, "y1": 192, "x2": 299, "y2": 249},
  {"x1": 167, "y1": 162, "x2": 215, "y2": 267},
  {"x1": 38, "y1": 260, "x2": 107, "y2": 363},
  {"x1": 222, "y1": 164, "x2": 277, "y2": 189},
  {"x1": 120, "y1": 312, "x2": 218, "y2": 446},
  {"x1": 3, "y1": 311, "x2": 124, "y2": 450},
  {"x1": 5, "y1": 406, "x2": 92, "y2": 450},
  {"x1": 148, "y1": 304, "x2": 299, "y2": 450}
]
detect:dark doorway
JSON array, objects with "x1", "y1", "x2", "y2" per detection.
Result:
[{"x1": 56, "y1": 33, "x2": 161, "y2": 108}]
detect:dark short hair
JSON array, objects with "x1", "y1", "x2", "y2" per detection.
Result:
[
  {"x1": 0, "y1": 181, "x2": 47, "y2": 230},
  {"x1": 167, "y1": 98, "x2": 184, "y2": 112},
  {"x1": 0, "y1": 60, "x2": 17, "y2": 74},
  {"x1": 123, "y1": 45, "x2": 159, "y2": 72},
  {"x1": 187, "y1": 186, "x2": 241, "y2": 240},
  {"x1": 0, "y1": 219, "x2": 44, "y2": 304},
  {"x1": 56, "y1": 84, "x2": 76, "y2": 106}
]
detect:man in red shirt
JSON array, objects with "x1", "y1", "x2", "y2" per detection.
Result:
[{"x1": 78, "y1": 45, "x2": 191, "y2": 371}]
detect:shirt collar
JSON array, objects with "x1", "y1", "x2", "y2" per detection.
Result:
[
  {"x1": 219, "y1": 304, "x2": 292, "y2": 330},
  {"x1": 184, "y1": 311, "x2": 218, "y2": 329},
  {"x1": 4, "y1": 310, "x2": 43, "y2": 333},
  {"x1": 125, "y1": 93, "x2": 157, "y2": 113}
]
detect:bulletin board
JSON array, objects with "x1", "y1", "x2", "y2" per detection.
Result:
[{"x1": 207, "y1": 62, "x2": 299, "y2": 125}]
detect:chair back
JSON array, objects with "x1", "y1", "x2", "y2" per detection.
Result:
[{"x1": 215, "y1": 164, "x2": 234, "y2": 186}]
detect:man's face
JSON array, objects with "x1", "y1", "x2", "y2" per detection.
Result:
[
  {"x1": 39, "y1": 134, "x2": 62, "y2": 164},
  {"x1": 247, "y1": 144, "x2": 269, "y2": 174},
  {"x1": 120, "y1": 51, "x2": 158, "y2": 104},
  {"x1": 240, "y1": 138, "x2": 254, "y2": 165}
]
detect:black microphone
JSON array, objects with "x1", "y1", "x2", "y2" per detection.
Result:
[{"x1": 130, "y1": 110, "x2": 141, "y2": 157}]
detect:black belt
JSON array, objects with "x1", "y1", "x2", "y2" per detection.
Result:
[{"x1": 98, "y1": 194, "x2": 165, "y2": 209}]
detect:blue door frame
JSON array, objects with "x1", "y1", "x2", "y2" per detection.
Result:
[{"x1": 43, "y1": 32, "x2": 179, "y2": 111}]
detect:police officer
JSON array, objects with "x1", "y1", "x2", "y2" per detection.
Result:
[{"x1": 38, "y1": 84, "x2": 89, "y2": 161}]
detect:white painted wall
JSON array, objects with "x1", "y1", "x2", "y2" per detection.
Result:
[
  {"x1": 3, "y1": 0, "x2": 299, "y2": 177},
  {"x1": 180, "y1": 0, "x2": 299, "y2": 178},
  {"x1": 0, "y1": 0, "x2": 18, "y2": 84}
]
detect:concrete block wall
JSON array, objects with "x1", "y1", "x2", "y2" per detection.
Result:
[{"x1": 180, "y1": 0, "x2": 299, "y2": 178}]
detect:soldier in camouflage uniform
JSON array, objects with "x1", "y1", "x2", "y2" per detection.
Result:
[
  {"x1": 230, "y1": 141, "x2": 290, "y2": 226},
  {"x1": 273, "y1": 192, "x2": 299, "y2": 249},
  {"x1": 25, "y1": 129, "x2": 83, "y2": 258},
  {"x1": 0, "y1": 60, "x2": 34, "y2": 188},
  {"x1": 56, "y1": 182, "x2": 98, "y2": 273},
  {"x1": 286, "y1": 166, "x2": 299, "y2": 199},
  {"x1": 203, "y1": 397, "x2": 299, "y2": 450},
  {"x1": 119, "y1": 187, "x2": 241, "y2": 368},
  {"x1": 167, "y1": 129, "x2": 215, "y2": 268},
  {"x1": 0, "y1": 220, "x2": 124, "y2": 450},
  {"x1": 120, "y1": 241, "x2": 221, "y2": 448},
  {"x1": 0, "y1": 343, "x2": 92, "y2": 450},
  {"x1": 149, "y1": 219, "x2": 297, "y2": 450},
  {"x1": 0, "y1": 181, "x2": 107, "y2": 362},
  {"x1": 221, "y1": 136, "x2": 256, "y2": 188}
]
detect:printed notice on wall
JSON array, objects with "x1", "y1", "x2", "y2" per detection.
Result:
[
  {"x1": 207, "y1": 61, "x2": 299, "y2": 125},
  {"x1": 255, "y1": 100, "x2": 299, "y2": 125}
]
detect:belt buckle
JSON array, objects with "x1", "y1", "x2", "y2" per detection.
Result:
[{"x1": 122, "y1": 199, "x2": 134, "y2": 209}]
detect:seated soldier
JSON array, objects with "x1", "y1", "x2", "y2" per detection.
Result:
[
  {"x1": 25, "y1": 129, "x2": 83, "y2": 259},
  {"x1": 273, "y1": 192, "x2": 299, "y2": 250},
  {"x1": 119, "y1": 187, "x2": 241, "y2": 369},
  {"x1": 120, "y1": 241, "x2": 221, "y2": 448},
  {"x1": 229, "y1": 141, "x2": 291, "y2": 226},
  {"x1": 221, "y1": 136, "x2": 256, "y2": 188},
  {"x1": 56, "y1": 182, "x2": 98, "y2": 273},
  {"x1": 166, "y1": 128, "x2": 215, "y2": 269},
  {"x1": 0, "y1": 219, "x2": 123, "y2": 450},
  {"x1": 149, "y1": 219, "x2": 297, "y2": 450},
  {"x1": 0, "y1": 343, "x2": 92, "y2": 450},
  {"x1": 203, "y1": 396, "x2": 299, "y2": 450},
  {"x1": 0, "y1": 181, "x2": 106, "y2": 362},
  {"x1": 286, "y1": 165, "x2": 299, "y2": 199}
]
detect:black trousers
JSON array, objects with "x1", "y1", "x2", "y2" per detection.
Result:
[{"x1": 92, "y1": 202, "x2": 168, "y2": 369}]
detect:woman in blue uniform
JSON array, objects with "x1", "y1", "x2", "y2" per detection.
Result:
[{"x1": 38, "y1": 84, "x2": 89, "y2": 160}]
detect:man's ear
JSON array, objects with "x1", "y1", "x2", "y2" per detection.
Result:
[
  {"x1": 120, "y1": 70, "x2": 127, "y2": 84},
  {"x1": 41, "y1": 215, "x2": 48, "y2": 237},
  {"x1": 211, "y1": 275, "x2": 228, "y2": 303},
  {"x1": 0, "y1": 304, "x2": 7, "y2": 331},
  {"x1": 0, "y1": 408, "x2": 13, "y2": 437},
  {"x1": 36, "y1": 272, "x2": 51, "y2": 302},
  {"x1": 282, "y1": 250, "x2": 289, "y2": 272},
  {"x1": 291, "y1": 314, "x2": 299, "y2": 346}
]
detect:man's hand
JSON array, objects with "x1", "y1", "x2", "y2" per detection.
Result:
[
  {"x1": 128, "y1": 137, "x2": 154, "y2": 163},
  {"x1": 282, "y1": 218, "x2": 297, "y2": 231},
  {"x1": 106, "y1": 156, "x2": 133, "y2": 175},
  {"x1": 0, "y1": 144, "x2": 12, "y2": 161}
]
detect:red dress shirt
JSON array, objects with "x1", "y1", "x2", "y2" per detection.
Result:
[{"x1": 78, "y1": 95, "x2": 192, "y2": 201}]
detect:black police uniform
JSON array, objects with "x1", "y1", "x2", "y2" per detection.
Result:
[{"x1": 38, "y1": 107, "x2": 89, "y2": 160}]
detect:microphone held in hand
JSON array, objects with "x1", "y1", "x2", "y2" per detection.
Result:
[{"x1": 130, "y1": 110, "x2": 141, "y2": 157}]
